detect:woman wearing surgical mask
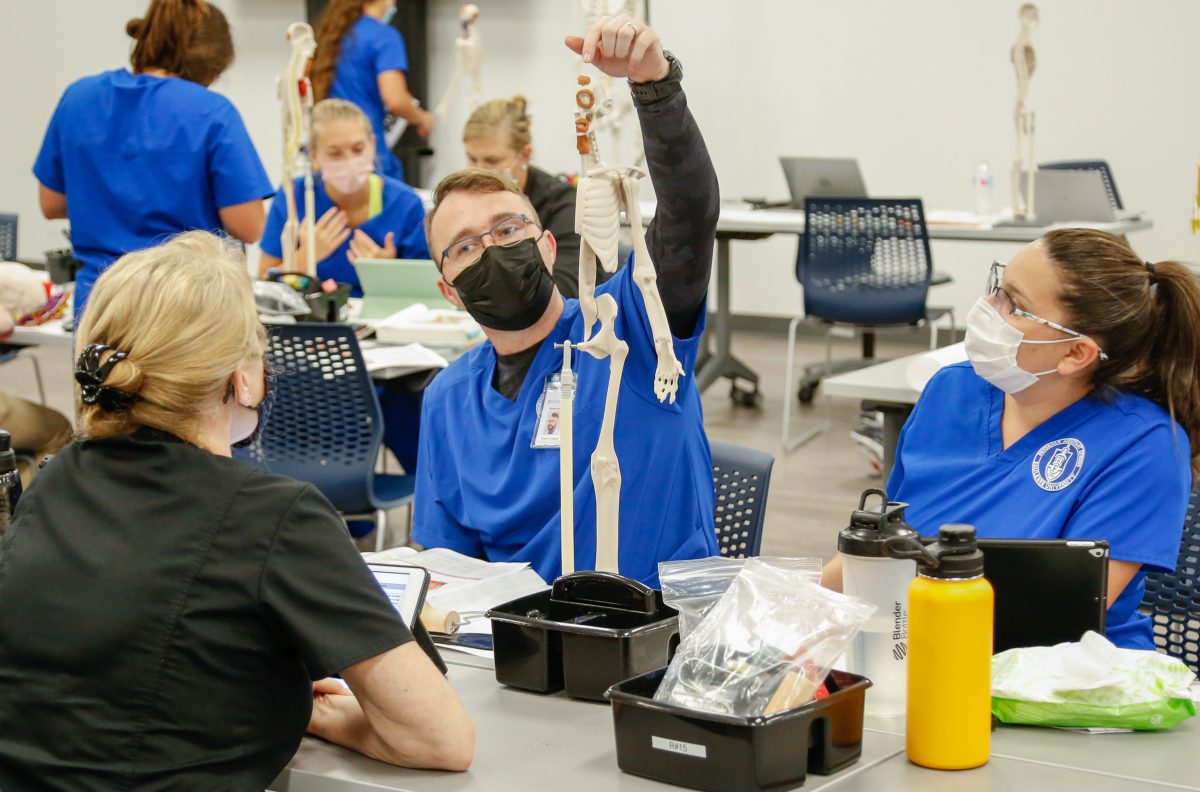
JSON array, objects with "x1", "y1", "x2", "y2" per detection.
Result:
[
  {"x1": 258, "y1": 99, "x2": 429, "y2": 296},
  {"x1": 463, "y1": 95, "x2": 605, "y2": 298},
  {"x1": 311, "y1": 0, "x2": 434, "y2": 181},
  {"x1": 823, "y1": 229, "x2": 1200, "y2": 650},
  {"x1": 0, "y1": 232, "x2": 474, "y2": 787}
]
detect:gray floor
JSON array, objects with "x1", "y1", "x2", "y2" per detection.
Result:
[{"x1": 3, "y1": 330, "x2": 928, "y2": 566}]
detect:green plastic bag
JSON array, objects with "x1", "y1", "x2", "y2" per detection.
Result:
[{"x1": 990, "y1": 631, "x2": 1197, "y2": 731}]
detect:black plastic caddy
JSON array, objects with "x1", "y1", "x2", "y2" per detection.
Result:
[
  {"x1": 605, "y1": 668, "x2": 871, "y2": 791},
  {"x1": 486, "y1": 570, "x2": 679, "y2": 702}
]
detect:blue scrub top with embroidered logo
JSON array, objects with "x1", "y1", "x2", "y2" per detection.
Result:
[
  {"x1": 413, "y1": 265, "x2": 718, "y2": 587},
  {"x1": 330, "y1": 16, "x2": 408, "y2": 181},
  {"x1": 888, "y1": 361, "x2": 1191, "y2": 650},
  {"x1": 33, "y1": 69, "x2": 272, "y2": 319},
  {"x1": 260, "y1": 174, "x2": 429, "y2": 296}
]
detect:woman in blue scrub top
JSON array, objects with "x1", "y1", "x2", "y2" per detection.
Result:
[
  {"x1": 311, "y1": 0, "x2": 435, "y2": 181},
  {"x1": 825, "y1": 229, "x2": 1200, "y2": 651},
  {"x1": 33, "y1": 0, "x2": 273, "y2": 320},
  {"x1": 258, "y1": 98, "x2": 429, "y2": 294},
  {"x1": 259, "y1": 98, "x2": 429, "y2": 474}
]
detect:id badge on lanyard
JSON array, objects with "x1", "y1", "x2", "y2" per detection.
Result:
[{"x1": 531, "y1": 373, "x2": 563, "y2": 449}]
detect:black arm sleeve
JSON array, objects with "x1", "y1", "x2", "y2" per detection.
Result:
[{"x1": 636, "y1": 87, "x2": 721, "y2": 338}]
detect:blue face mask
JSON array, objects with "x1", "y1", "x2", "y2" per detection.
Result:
[{"x1": 381, "y1": 5, "x2": 397, "y2": 25}]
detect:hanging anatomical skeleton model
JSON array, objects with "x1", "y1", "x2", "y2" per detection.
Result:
[
  {"x1": 278, "y1": 22, "x2": 317, "y2": 277},
  {"x1": 574, "y1": 0, "x2": 646, "y2": 166},
  {"x1": 557, "y1": 74, "x2": 682, "y2": 576},
  {"x1": 434, "y1": 4, "x2": 483, "y2": 121},
  {"x1": 1010, "y1": 4, "x2": 1039, "y2": 221}
]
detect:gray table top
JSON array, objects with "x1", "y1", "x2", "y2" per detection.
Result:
[
  {"x1": 821, "y1": 350, "x2": 928, "y2": 405},
  {"x1": 274, "y1": 661, "x2": 1200, "y2": 792}
]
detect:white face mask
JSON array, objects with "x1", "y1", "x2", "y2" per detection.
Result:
[{"x1": 963, "y1": 297, "x2": 1072, "y2": 394}]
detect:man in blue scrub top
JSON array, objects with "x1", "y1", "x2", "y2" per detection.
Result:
[
  {"x1": 33, "y1": 7, "x2": 272, "y2": 320},
  {"x1": 413, "y1": 17, "x2": 719, "y2": 586}
]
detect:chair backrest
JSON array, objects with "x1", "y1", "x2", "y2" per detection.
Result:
[
  {"x1": 799, "y1": 198, "x2": 932, "y2": 326},
  {"x1": 711, "y1": 440, "x2": 774, "y2": 558},
  {"x1": 236, "y1": 323, "x2": 382, "y2": 514},
  {"x1": 1038, "y1": 160, "x2": 1123, "y2": 210},
  {"x1": 1140, "y1": 488, "x2": 1200, "y2": 675},
  {"x1": 0, "y1": 214, "x2": 16, "y2": 261}
]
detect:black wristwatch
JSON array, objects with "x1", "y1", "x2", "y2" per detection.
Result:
[{"x1": 628, "y1": 50, "x2": 682, "y2": 103}]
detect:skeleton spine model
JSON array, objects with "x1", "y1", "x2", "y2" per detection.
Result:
[{"x1": 278, "y1": 22, "x2": 317, "y2": 277}]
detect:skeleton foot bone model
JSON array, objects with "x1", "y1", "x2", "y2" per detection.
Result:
[
  {"x1": 278, "y1": 22, "x2": 317, "y2": 277},
  {"x1": 557, "y1": 74, "x2": 683, "y2": 577}
]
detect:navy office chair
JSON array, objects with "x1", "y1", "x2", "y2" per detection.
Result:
[
  {"x1": 1140, "y1": 489, "x2": 1200, "y2": 675},
  {"x1": 237, "y1": 323, "x2": 414, "y2": 551},
  {"x1": 782, "y1": 198, "x2": 953, "y2": 451},
  {"x1": 711, "y1": 440, "x2": 774, "y2": 558},
  {"x1": 1038, "y1": 160, "x2": 1123, "y2": 211}
]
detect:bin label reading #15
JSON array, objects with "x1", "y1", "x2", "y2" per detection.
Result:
[{"x1": 652, "y1": 736, "x2": 707, "y2": 758}]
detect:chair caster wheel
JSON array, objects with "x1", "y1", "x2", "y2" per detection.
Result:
[
  {"x1": 797, "y1": 383, "x2": 817, "y2": 404},
  {"x1": 730, "y1": 383, "x2": 761, "y2": 408}
]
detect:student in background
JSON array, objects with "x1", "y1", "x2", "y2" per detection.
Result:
[
  {"x1": 823, "y1": 229, "x2": 1200, "y2": 650},
  {"x1": 259, "y1": 99, "x2": 429, "y2": 296},
  {"x1": 463, "y1": 95, "x2": 605, "y2": 298},
  {"x1": 260, "y1": 99, "x2": 429, "y2": 476},
  {"x1": 33, "y1": 0, "x2": 272, "y2": 320},
  {"x1": 312, "y1": 0, "x2": 435, "y2": 181},
  {"x1": 0, "y1": 232, "x2": 472, "y2": 788}
]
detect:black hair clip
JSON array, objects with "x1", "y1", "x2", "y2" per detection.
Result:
[{"x1": 75, "y1": 343, "x2": 138, "y2": 413}]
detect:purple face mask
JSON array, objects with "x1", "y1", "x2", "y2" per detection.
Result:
[{"x1": 319, "y1": 155, "x2": 374, "y2": 194}]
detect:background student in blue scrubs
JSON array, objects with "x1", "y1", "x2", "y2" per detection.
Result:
[
  {"x1": 825, "y1": 229, "x2": 1200, "y2": 651},
  {"x1": 311, "y1": 0, "x2": 435, "y2": 182},
  {"x1": 260, "y1": 98, "x2": 429, "y2": 475},
  {"x1": 33, "y1": 0, "x2": 272, "y2": 320},
  {"x1": 413, "y1": 16, "x2": 720, "y2": 586},
  {"x1": 258, "y1": 98, "x2": 429, "y2": 295}
]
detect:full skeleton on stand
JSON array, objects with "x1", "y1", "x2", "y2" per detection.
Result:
[
  {"x1": 278, "y1": 22, "x2": 318, "y2": 277},
  {"x1": 556, "y1": 65, "x2": 683, "y2": 576}
]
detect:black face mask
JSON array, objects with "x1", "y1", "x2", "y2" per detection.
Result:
[{"x1": 449, "y1": 238, "x2": 555, "y2": 331}]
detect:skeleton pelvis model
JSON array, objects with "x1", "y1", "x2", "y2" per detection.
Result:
[{"x1": 557, "y1": 75, "x2": 684, "y2": 578}]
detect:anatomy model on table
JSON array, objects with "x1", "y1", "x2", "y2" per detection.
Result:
[
  {"x1": 434, "y1": 4, "x2": 483, "y2": 121},
  {"x1": 278, "y1": 22, "x2": 318, "y2": 277},
  {"x1": 556, "y1": 74, "x2": 682, "y2": 578},
  {"x1": 1010, "y1": 3, "x2": 1039, "y2": 221}
]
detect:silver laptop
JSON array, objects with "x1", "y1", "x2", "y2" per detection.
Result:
[
  {"x1": 1021, "y1": 169, "x2": 1138, "y2": 224},
  {"x1": 779, "y1": 156, "x2": 868, "y2": 208}
]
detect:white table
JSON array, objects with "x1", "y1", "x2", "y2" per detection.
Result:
[
  {"x1": 636, "y1": 201, "x2": 1152, "y2": 401},
  {"x1": 823, "y1": 349, "x2": 929, "y2": 479},
  {"x1": 7, "y1": 319, "x2": 73, "y2": 349},
  {"x1": 272, "y1": 657, "x2": 1200, "y2": 792}
]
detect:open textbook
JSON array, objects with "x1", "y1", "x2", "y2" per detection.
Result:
[{"x1": 367, "y1": 546, "x2": 548, "y2": 656}]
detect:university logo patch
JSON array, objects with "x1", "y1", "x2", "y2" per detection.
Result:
[{"x1": 1032, "y1": 438, "x2": 1085, "y2": 492}]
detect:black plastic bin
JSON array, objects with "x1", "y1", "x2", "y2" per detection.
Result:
[
  {"x1": 605, "y1": 668, "x2": 871, "y2": 791},
  {"x1": 486, "y1": 571, "x2": 679, "y2": 702}
]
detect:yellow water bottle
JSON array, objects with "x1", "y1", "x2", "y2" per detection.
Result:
[{"x1": 886, "y1": 524, "x2": 993, "y2": 770}]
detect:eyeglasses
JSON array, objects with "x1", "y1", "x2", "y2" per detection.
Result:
[
  {"x1": 441, "y1": 214, "x2": 540, "y2": 273},
  {"x1": 985, "y1": 261, "x2": 1110, "y2": 361}
]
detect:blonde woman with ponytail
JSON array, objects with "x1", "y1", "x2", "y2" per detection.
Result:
[
  {"x1": 463, "y1": 94, "x2": 606, "y2": 298},
  {"x1": 825, "y1": 229, "x2": 1200, "y2": 651},
  {"x1": 33, "y1": 0, "x2": 273, "y2": 321},
  {"x1": 0, "y1": 232, "x2": 472, "y2": 787}
]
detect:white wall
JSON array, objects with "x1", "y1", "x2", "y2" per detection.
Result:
[{"x1": 5, "y1": 0, "x2": 1198, "y2": 321}]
